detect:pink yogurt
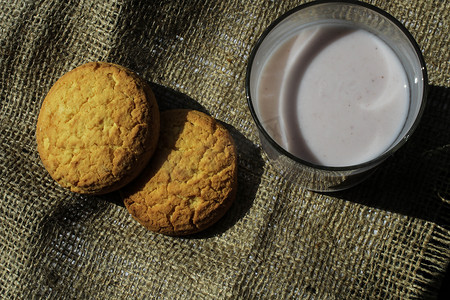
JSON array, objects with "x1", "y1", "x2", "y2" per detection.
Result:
[{"x1": 257, "y1": 24, "x2": 409, "y2": 167}]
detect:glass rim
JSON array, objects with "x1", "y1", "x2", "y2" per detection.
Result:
[{"x1": 245, "y1": 0, "x2": 428, "y2": 171}]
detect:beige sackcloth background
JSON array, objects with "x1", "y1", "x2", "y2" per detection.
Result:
[{"x1": 1, "y1": 0, "x2": 449, "y2": 299}]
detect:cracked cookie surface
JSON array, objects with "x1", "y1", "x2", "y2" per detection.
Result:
[
  {"x1": 36, "y1": 62, "x2": 160, "y2": 194},
  {"x1": 122, "y1": 109, "x2": 237, "y2": 236}
]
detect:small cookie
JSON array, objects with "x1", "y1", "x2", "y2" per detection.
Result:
[
  {"x1": 122, "y1": 109, "x2": 237, "y2": 236},
  {"x1": 36, "y1": 62, "x2": 160, "y2": 194}
]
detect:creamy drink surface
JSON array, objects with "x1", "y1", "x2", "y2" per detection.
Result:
[{"x1": 257, "y1": 24, "x2": 409, "y2": 167}]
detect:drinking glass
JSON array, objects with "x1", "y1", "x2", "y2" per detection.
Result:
[{"x1": 246, "y1": 0, "x2": 428, "y2": 191}]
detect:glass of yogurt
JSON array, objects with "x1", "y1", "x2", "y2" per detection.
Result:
[{"x1": 246, "y1": 0, "x2": 427, "y2": 191}]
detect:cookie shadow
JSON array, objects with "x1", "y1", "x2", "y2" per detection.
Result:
[
  {"x1": 149, "y1": 82, "x2": 211, "y2": 114},
  {"x1": 102, "y1": 83, "x2": 265, "y2": 238}
]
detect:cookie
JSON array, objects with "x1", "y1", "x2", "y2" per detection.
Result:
[
  {"x1": 122, "y1": 109, "x2": 237, "y2": 236},
  {"x1": 36, "y1": 62, "x2": 160, "y2": 194}
]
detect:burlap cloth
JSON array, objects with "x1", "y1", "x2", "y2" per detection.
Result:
[{"x1": 1, "y1": 0, "x2": 449, "y2": 299}]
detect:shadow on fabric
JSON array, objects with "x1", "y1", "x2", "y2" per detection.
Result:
[
  {"x1": 328, "y1": 85, "x2": 450, "y2": 228},
  {"x1": 324, "y1": 84, "x2": 450, "y2": 299}
]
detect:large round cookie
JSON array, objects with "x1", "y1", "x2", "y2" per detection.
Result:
[
  {"x1": 122, "y1": 109, "x2": 237, "y2": 236},
  {"x1": 36, "y1": 62, "x2": 160, "y2": 194}
]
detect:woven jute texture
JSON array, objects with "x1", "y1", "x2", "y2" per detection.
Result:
[{"x1": 1, "y1": 0, "x2": 449, "y2": 299}]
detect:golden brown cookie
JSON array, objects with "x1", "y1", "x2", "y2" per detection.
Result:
[
  {"x1": 122, "y1": 109, "x2": 237, "y2": 236},
  {"x1": 36, "y1": 62, "x2": 160, "y2": 194}
]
